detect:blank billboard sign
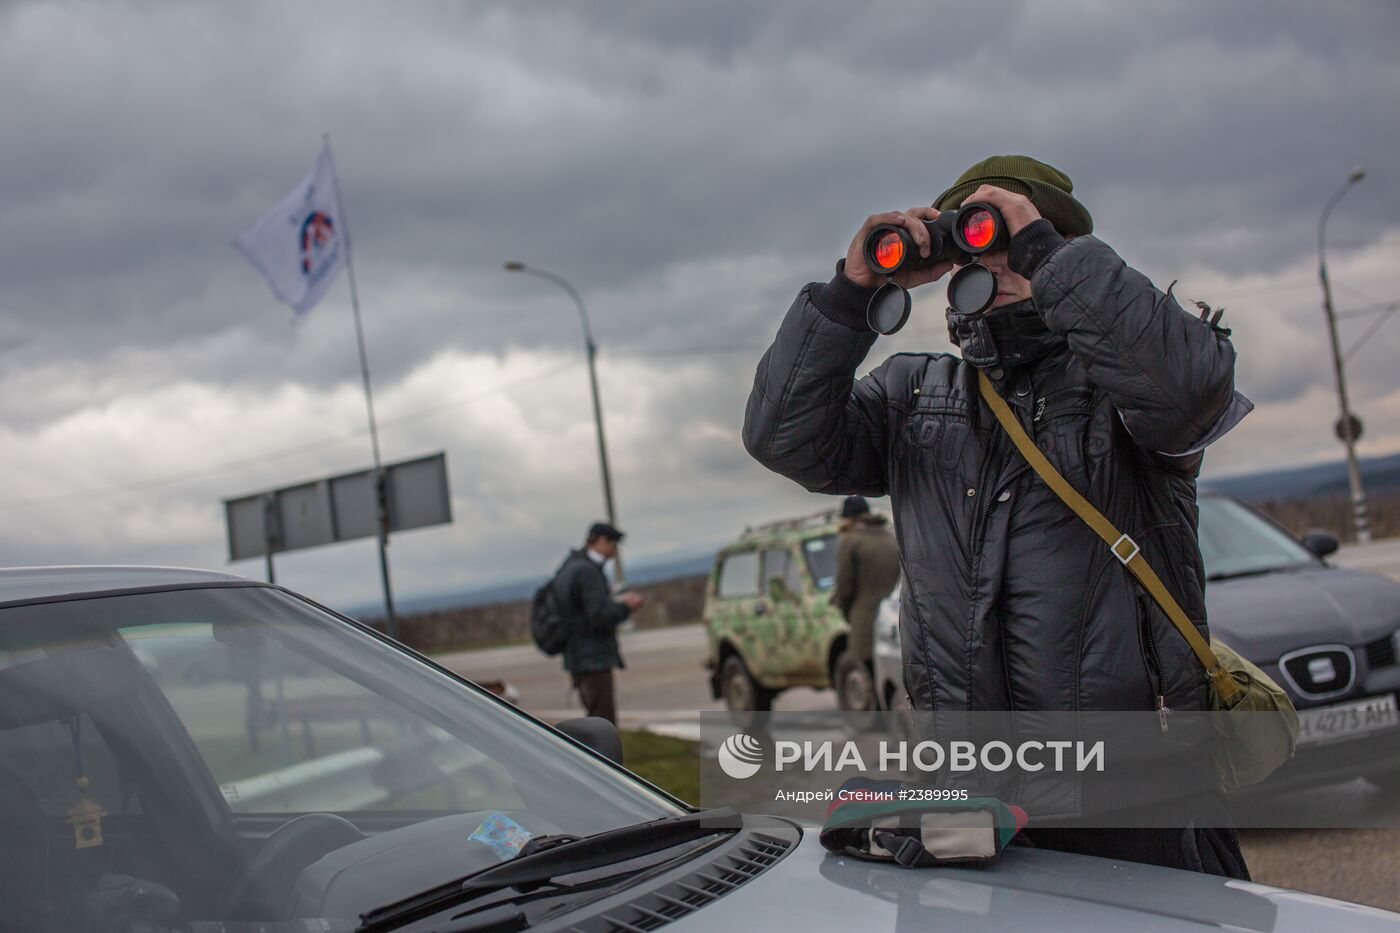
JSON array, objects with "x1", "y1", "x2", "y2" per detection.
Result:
[
  {"x1": 224, "y1": 452, "x2": 451, "y2": 561},
  {"x1": 386, "y1": 454, "x2": 452, "y2": 533}
]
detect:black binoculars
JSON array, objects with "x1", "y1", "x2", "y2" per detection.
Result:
[{"x1": 862, "y1": 202, "x2": 1007, "y2": 334}]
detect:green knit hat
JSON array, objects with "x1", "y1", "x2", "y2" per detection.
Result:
[{"x1": 933, "y1": 154, "x2": 1093, "y2": 236}]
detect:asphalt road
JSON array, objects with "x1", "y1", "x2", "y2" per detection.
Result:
[
  {"x1": 1333, "y1": 537, "x2": 1400, "y2": 582},
  {"x1": 434, "y1": 539, "x2": 1400, "y2": 911}
]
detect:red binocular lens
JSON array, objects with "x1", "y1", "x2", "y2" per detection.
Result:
[
  {"x1": 871, "y1": 231, "x2": 906, "y2": 273},
  {"x1": 958, "y1": 209, "x2": 997, "y2": 251},
  {"x1": 950, "y1": 202, "x2": 1007, "y2": 255}
]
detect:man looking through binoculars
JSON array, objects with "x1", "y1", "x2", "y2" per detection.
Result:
[{"x1": 743, "y1": 155, "x2": 1253, "y2": 876}]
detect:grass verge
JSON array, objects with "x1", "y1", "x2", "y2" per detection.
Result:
[{"x1": 620, "y1": 729, "x2": 700, "y2": 804}]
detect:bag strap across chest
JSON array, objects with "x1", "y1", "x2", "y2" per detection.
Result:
[{"x1": 976, "y1": 370, "x2": 1240, "y2": 704}]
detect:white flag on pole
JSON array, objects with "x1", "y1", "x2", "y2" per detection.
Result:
[{"x1": 235, "y1": 143, "x2": 348, "y2": 316}]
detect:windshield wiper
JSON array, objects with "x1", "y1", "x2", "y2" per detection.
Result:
[{"x1": 355, "y1": 808, "x2": 742, "y2": 933}]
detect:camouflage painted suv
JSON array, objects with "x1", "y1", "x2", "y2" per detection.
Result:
[{"x1": 704, "y1": 509, "x2": 873, "y2": 713}]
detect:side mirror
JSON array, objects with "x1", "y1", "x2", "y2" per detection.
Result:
[
  {"x1": 1301, "y1": 529, "x2": 1340, "y2": 558},
  {"x1": 555, "y1": 717, "x2": 624, "y2": 766}
]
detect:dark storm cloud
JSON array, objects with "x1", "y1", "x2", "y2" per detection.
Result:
[
  {"x1": 5, "y1": 1, "x2": 1395, "y2": 356},
  {"x1": 0, "y1": 0, "x2": 1397, "y2": 601}
]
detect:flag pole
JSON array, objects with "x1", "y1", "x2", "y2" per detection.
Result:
[{"x1": 324, "y1": 132, "x2": 398, "y2": 639}]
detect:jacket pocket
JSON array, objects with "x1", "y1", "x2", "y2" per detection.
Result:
[
  {"x1": 1034, "y1": 386, "x2": 1095, "y2": 488},
  {"x1": 897, "y1": 408, "x2": 975, "y2": 482}
]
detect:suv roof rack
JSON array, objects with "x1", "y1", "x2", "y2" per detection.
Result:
[{"x1": 740, "y1": 508, "x2": 844, "y2": 539}]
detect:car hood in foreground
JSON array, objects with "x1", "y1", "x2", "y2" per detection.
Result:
[
  {"x1": 1206, "y1": 566, "x2": 1400, "y2": 660},
  {"x1": 668, "y1": 831, "x2": 1399, "y2": 932}
]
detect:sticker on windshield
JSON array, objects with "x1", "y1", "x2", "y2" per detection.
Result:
[{"x1": 470, "y1": 811, "x2": 535, "y2": 860}]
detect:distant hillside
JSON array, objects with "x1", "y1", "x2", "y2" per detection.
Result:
[
  {"x1": 1206, "y1": 452, "x2": 1400, "y2": 502},
  {"x1": 343, "y1": 550, "x2": 715, "y2": 618}
]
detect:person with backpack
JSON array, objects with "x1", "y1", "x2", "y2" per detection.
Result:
[{"x1": 535, "y1": 522, "x2": 644, "y2": 725}]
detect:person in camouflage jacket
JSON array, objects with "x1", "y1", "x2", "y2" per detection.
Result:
[{"x1": 832, "y1": 496, "x2": 902, "y2": 672}]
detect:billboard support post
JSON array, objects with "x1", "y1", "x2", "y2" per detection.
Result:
[{"x1": 262, "y1": 494, "x2": 278, "y2": 584}]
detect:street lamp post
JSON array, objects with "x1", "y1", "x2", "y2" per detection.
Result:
[
  {"x1": 1317, "y1": 167, "x2": 1371, "y2": 544},
  {"x1": 504, "y1": 261, "x2": 626, "y2": 582}
]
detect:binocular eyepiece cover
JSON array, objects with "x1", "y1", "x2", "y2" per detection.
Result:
[{"x1": 863, "y1": 202, "x2": 1006, "y2": 335}]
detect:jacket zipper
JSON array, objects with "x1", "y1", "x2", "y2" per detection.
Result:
[
  {"x1": 972, "y1": 429, "x2": 1011, "y2": 546},
  {"x1": 980, "y1": 391, "x2": 1036, "y2": 534},
  {"x1": 975, "y1": 374, "x2": 1043, "y2": 543},
  {"x1": 1137, "y1": 593, "x2": 1170, "y2": 732}
]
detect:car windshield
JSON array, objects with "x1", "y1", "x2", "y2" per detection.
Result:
[
  {"x1": 0, "y1": 584, "x2": 681, "y2": 930},
  {"x1": 1198, "y1": 496, "x2": 1318, "y2": 580},
  {"x1": 802, "y1": 534, "x2": 838, "y2": 590}
]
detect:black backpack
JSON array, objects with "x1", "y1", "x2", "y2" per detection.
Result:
[{"x1": 530, "y1": 559, "x2": 576, "y2": 656}]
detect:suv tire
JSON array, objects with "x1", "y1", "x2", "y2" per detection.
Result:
[
  {"x1": 720, "y1": 654, "x2": 773, "y2": 714},
  {"x1": 834, "y1": 650, "x2": 876, "y2": 712}
]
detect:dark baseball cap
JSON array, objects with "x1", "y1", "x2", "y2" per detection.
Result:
[
  {"x1": 841, "y1": 496, "x2": 871, "y2": 518},
  {"x1": 587, "y1": 521, "x2": 625, "y2": 542}
]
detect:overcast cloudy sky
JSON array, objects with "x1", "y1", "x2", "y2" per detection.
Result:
[{"x1": 1, "y1": 0, "x2": 1397, "y2": 611}]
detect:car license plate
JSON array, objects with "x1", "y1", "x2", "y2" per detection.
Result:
[{"x1": 1296, "y1": 694, "x2": 1399, "y2": 745}]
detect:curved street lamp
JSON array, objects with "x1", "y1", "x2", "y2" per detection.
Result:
[
  {"x1": 504, "y1": 261, "x2": 625, "y2": 581},
  {"x1": 1317, "y1": 167, "x2": 1370, "y2": 544}
]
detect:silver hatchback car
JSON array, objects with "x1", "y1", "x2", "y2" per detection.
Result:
[{"x1": 2, "y1": 565, "x2": 1397, "y2": 931}]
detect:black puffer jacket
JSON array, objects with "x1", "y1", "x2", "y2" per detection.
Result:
[{"x1": 743, "y1": 229, "x2": 1250, "y2": 715}]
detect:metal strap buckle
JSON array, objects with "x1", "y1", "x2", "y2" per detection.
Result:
[
  {"x1": 872, "y1": 830, "x2": 926, "y2": 867},
  {"x1": 1112, "y1": 534, "x2": 1140, "y2": 565},
  {"x1": 890, "y1": 835, "x2": 926, "y2": 868}
]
